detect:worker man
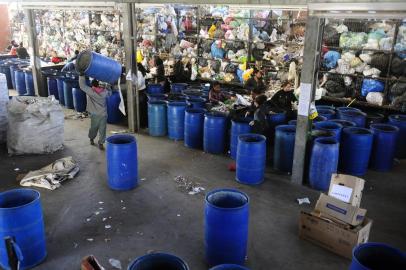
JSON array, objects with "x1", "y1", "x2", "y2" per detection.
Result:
[
  {"x1": 16, "y1": 42, "x2": 29, "y2": 59},
  {"x1": 78, "y1": 76, "x2": 111, "y2": 150}
]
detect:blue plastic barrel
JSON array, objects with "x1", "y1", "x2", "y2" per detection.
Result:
[
  {"x1": 309, "y1": 138, "x2": 339, "y2": 191},
  {"x1": 147, "y1": 84, "x2": 164, "y2": 94},
  {"x1": 184, "y1": 108, "x2": 206, "y2": 149},
  {"x1": 24, "y1": 70, "x2": 34, "y2": 96},
  {"x1": 167, "y1": 101, "x2": 187, "y2": 140},
  {"x1": 314, "y1": 121, "x2": 343, "y2": 141},
  {"x1": 336, "y1": 107, "x2": 362, "y2": 114},
  {"x1": 147, "y1": 93, "x2": 167, "y2": 102},
  {"x1": 273, "y1": 125, "x2": 296, "y2": 172},
  {"x1": 366, "y1": 113, "x2": 384, "y2": 128},
  {"x1": 267, "y1": 111, "x2": 286, "y2": 130},
  {"x1": 288, "y1": 120, "x2": 297, "y2": 125},
  {"x1": 128, "y1": 253, "x2": 189, "y2": 270},
  {"x1": 0, "y1": 62, "x2": 13, "y2": 89},
  {"x1": 210, "y1": 265, "x2": 250, "y2": 270},
  {"x1": 340, "y1": 127, "x2": 373, "y2": 176},
  {"x1": 317, "y1": 108, "x2": 336, "y2": 120},
  {"x1": 107, "y1": 91, "x2": 123, "y2": 124},
  {"x1": 369, "y1": 124, "x2": 399, "y2": 172},
  {"x1": 76, "y1": 50, "x2": 121, "y2": 84},
  {"x1": 0, "y1": 189, "x2": 47, "y2": 270},
  {"x1": 14, "y1": 69, "x2": 26, "y2": 95},
  {"x1": 148, "y1": 101, "x2": 167, "y2": 136},
  {"x1": 183, "y1": 89, "x2": 203, "y2": 98},
  {"x1": 171, "y1": 83, "x2": 188, "y2": 93},
  {"x1": 316, "y1": 105, "x2": 335, "y2": 110},
  {"x1": 205, "y1": 189, "x2": 249, "y2": 266},
  {"x1": 230, "y1": 118, "x2": 252, "y2": 160},
  {"x1": 350, "y1": 242, "x2": 406, "y2": 270},
  {"x1": 388, "y1": 114, "x2": 406, "y2": 159},
  {"x1": 204, "y1": 112, "x2": 228, "y2": 154},
  {"x1": 106, "y1": 135, "x2": 138, "y2": 190},
  {"x1": 338, "y1": 110, "x2": 367, "y2": 127},
  {"x1": 9, "y1": 65, "x2": 19, "y2": 90},
  {"x1": 313, "y1": 115, "x2": 327, "y2": 122},
  {"x1": 148, "y1": 101, "x2": 167, "y2": 137},
  {"x1": 56, "y1": 76, "x2": 66, "y2": 105},
  {"x1": 186, "y1": 97, "x2": 206, "y2": 109},
  {"x1": 236, "y1": 134, "x2": 266, "y2": 185},
  {"x1": 72, "y1": 88, "x2": 87, "y2": 112},
  {"x1": 47, "y1": 77, "x2": 59, "y2": 99},
  {"x1": 330, "y1": 119, "x2": 356, "y2": 128},
  {"x1": 63, "y1": 79, "x2": 78, "y2": 109}
]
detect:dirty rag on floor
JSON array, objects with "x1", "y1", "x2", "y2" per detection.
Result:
[{"x1": 20, "y1": 156, "x2": 80, "y2": 190}]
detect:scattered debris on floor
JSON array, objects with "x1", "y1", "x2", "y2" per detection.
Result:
[
  {"x1": 140, "y1": 178, "x2": 146, "y2": 181},
  {"x1": 86, "y1": 238, "x2": 94, "y2": 242},
  {"x1": 108, "y1": 258, "x2": 122, "y2": 269},
  {"x1": 105, "y1": 225, "x2": 112, "y2": 229},
  {"x1": 73, "y1": 242, "x2": 78, "y2": 249},
  {"x1": 14, "y1": 168, "x2": 20, "y2": 171},
  {"x1": 81, "y1": 255, "x2": 105, "y2": 270},
  {"x1": 110, "y1": 129, "x2": 130, "y2": 134},
  {"x1": 19, "y1": 156, "x2": 79, "y2": 190},
  {"x1": 177, "y1": 214, "x2": 181, "y2": 217},
  {"x1": 99, "y1": 201, "x2": 104, "y2": 204},
  {"x1": 122, "y1": 207, "x2": 126, "y2": 210},
  {"x1": 65, "y1": 112, "x2": 89, "y2": 120},
  {"x1": 174, "y1": 175, "x2": 206, "y2": 195},
  {"x1": 297, "y1": 197, "x2": 311, "y2": 205}
]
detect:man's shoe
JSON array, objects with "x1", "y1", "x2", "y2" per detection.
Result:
[
  {"x1": 98, "y1": 144, "x2": 104, "y2": 150},
  {"x1": 90, "y1": 139, "x2": 95, "y2": 145}
]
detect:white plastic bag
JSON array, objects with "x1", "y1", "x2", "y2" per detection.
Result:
[{"x1": 7, "y1": 96, "x2": 64, "y2": 155}]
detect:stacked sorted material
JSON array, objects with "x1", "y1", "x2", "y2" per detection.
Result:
[
  {"x1": 7, "y1": 96, "x2": 64, "y2": 155},
  {"x1": 320, "y1": 19, "x2": 406, "y2": 106}
]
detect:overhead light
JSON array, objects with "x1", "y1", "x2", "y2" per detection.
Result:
[{"x1": 368, "y1": 10, "x2": 377, "y2": 14}]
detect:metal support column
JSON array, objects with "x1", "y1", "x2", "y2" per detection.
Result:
[
  {"x1": 291, "y1": 16, "x2": 324, "y2": 185},
  {"x1": 122, "y1": 3, "x2": 138, "y2": 132},
  {"x1": 25, "y1": 9, "x2": 44, "y2": 96}
]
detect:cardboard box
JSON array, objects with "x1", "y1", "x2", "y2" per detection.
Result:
[
  {"x1": 315, "y1": 194, "x2": 367, "y2": 226},
  {"x1": 299, "y1": 211, "x2": 372, "y2": 259},
  {"x1": 328, "y1": 174, "x2": 365, "y2": 207}
]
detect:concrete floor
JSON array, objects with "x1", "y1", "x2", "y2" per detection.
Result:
[{"x1": 0, "y1": 111, "x2": 405, "y2": 270}]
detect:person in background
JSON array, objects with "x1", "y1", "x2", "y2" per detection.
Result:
[
  {"x1": 209, "y1": 81, "x2": 231, "y2": 104},
  {"x1": 270, "y1": 80, "x2": 297, "y2": 119},
  {"x1": 7, "y1": 40, "x2": 18, "y2": 51},
  {"x1": 250, "y1": 95, "x2": 270, "y2": 136},
  {"x1": 79, "y1": 75, "x2": 111, "y2": 150},
  {"x1": 245, "y1": 68, "x2": 266, "y2": 94},
  {"x1": 153, "y1": 56, "x2": 166, "y2": 85},
  {"x1": 16, "y1": 42, "x2": 29, "y2": 59},
  {"x1": 135, "y1": 63, "x2": 148, "y2": 128},
  {"x1": 69, "y1": 50, "x2": 80, "y2": 62},
  {"x1": 50, "y1": 51, "x2": 63, "y2": 64},
  {"x1": 10, "y1": 43, "x2": 18, "y2": 56}
]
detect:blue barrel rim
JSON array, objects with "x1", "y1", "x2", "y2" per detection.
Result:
[
  {"x1": 370, "y1": 123, "x2": 399, "y2": 133},
  {"x1": 238, "y1": 133, "x2": 266, "y2": 144},
  {"x1": 185, "y1": 108, "x2": 206, "y2": 114},
  {"x1": 127, "y1": 252, "x2": 189, "y2": 270},
  {"x1": 205, "y1": 111, "x2": 227, "y2": 118},
  {"x1": 275, "y1": 124, "x2": 296, "y2": 133},
  {"x1": 318, "y1": 108, "x2": 336, "y2": 114},
  {"x1": 210, "y1": 264, "x2": 250, "y2": 270},
  {"x1": 107, "y1": 134, "x2": 136, "y2": 145},
  {"x1": 340, "y1": 110, "x2": 367, "y2": 117},
  {"x1": 388, "y1": 114, "x2": 406, "y2": 122},
  {"x1": 316, "y1": 105, "x2": 335, "y2": 110},
  {"x1": 205, "y1": 188, "x2": 249, "y2": 211},
  {"x1": 336, "y1": 106, "x2": 362, "y2": 112},
  {"x1": 314, "y1": 137, "x2": 339, "y2": 145},
  {"x1": 313, "y1": 115, "x2": 328, "y2": 122},
  {"x1": 343, "y1": 127, "x2": 373, "y2": 136},
  {"x1": 167, "y1": 101, "x2": 187, "y2": 107},
  {"x1": 187, "y1": 97, "x2": 206, "y2": 102},
  {"x1": 310, "y1": 129, "x2": 335, "y2": 138},
  {"x1": 330, "y1": 119, "x2": 356, "y2": 127},
  {"x1": 314, "y1": 121, "x2": 343, "y2": 130},
  {"x1": 288, "y1": 120, "x2": 297, "y2": 125},
  {"x1": 148, "y1": 100, "x2": 167, "y2": 106},
  {"x1": 0, "y1": 188, "x2": 40, "y2": 210},
  {"x1": 147, "y1": 93, "x2": 168, "y2": 98},
  {"x1": 352, "y1": 242, "x2": 406, "y2": 270}
]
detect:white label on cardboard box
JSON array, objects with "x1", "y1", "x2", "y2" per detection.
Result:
[{"x1": 329, "y1": 184, "x2": 353, "y2": 203}]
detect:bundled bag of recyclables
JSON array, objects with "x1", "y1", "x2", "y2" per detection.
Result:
[
  {"x1": 361, "y1": 79, "x2": 384, "y2": 97},
  {"x1": 7, "y1": 96, "x2": 64, "y2": 155},
  {"x1": 0, "y1": 74, "x2": 8, "y2": 143}
]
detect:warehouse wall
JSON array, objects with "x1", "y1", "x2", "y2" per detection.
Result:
[{"x1": 0, "y1": 5, "x2": 11, "y2": 52}]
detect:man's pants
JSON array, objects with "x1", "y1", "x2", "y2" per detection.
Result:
[{"x1": 89, "y1": 114, "x2": 107, "y2": 144}]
